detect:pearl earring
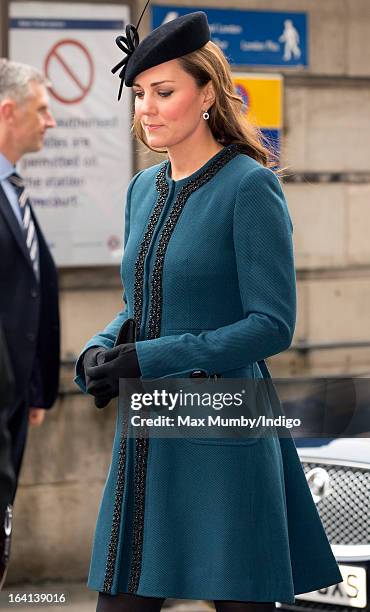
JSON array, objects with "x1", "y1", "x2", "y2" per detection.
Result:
[{"x1": 203, "y1": 110, "x2": 210, "y2": 120}]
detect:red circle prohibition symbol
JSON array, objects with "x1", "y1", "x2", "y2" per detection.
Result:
[{"x1": 44, "y1": 39, "x2": 94, "y2": 104}]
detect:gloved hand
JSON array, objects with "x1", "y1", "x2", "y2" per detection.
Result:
[
  {"x1": 85, "y1": 343, "x2": 141, "y2": 409},
  {"x1": 83, "y1": 347, "x2": 110, "y2": 409},
  {"x1": 83, "y1": 347, "x2": 106, "y2": 380}
]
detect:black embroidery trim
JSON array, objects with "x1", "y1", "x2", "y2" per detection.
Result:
[
  {"x1": 133, "y1": 167, "x2": 169, "y2": 339},
  {"x1": 102, "y1": 167, "x2": 168, "y2": 594},
  {"x1": 127, "y1": 433, "x2": 149, "y2": 593},
  {"x1": 102, "y1": 407, "x2": 130, "y2": 593},
  {"x1": 147, "y1": 144, "x2": 242, "y2": 339},
  {"x1": 127, "y1": 144, "x2": 242, "y2": 594},
  {"x1": 103, "y1": 144, "x2": 242, "y2": 595}
]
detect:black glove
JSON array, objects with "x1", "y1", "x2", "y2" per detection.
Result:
[
  {"x1": 83, "y1": 347, "x2": 110, "y2": 409},
  {"x1": 85, "y1": 343, "x2": 141, "y2": 408},
  {"x1": 83, "y1": 347, "x2": 106, "y2": 380}
]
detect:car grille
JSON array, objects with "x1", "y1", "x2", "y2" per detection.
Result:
[{"x1": 300, "y1": 461, "x2": 370, "y2": 545}]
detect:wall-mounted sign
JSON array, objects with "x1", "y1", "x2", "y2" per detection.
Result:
[
  {"x1": 152, "y1": 5, "x2": 308, "y2": 68},
  {"x1": 232, "y1": 73, "x2": 283, "y2": 161},
  {"x1": 10, "y1": 2, "x2": 132, "y2": 267}
]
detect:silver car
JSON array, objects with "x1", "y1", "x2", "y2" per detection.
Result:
[{"x1": 280, "y1": 437, "x2": 370, "y2": 611}]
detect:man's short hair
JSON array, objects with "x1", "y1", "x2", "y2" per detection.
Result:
[{"x1": 0, "y1": 58, "x2": 49, "y2": 103}]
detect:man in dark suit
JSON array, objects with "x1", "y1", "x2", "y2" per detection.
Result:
[{"x1": 0, "y1": 59, "x2": 60, "y2": 495}]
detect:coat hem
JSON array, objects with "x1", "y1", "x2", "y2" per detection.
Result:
[
  {"x1": 87, "y1": 569, "x2": 343, "y2": 605},
  {"x1": 87, "y1": 581, "x2": 295, "y2": 604}
]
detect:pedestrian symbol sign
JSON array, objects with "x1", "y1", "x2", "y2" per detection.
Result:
[
  {"x1": 152, "y1": 6, "x2": 308, "y2": 68},
  {"x1": 279, "y1": 20, "x2": 302, "y2": 62}
]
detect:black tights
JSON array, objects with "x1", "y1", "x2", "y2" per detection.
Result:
[{"x1": 96, "y1": 592, "x2": 276, "y2": 612}]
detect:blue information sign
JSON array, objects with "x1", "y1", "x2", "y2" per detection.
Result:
[{"x1": 152, "y1": 5, "x2": 307, "y2": 67}]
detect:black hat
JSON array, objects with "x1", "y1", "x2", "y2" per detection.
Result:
[{"x1": 112, "y1": 10, "x2": 210, "y2": 99}]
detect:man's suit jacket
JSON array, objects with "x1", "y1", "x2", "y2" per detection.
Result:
[
  {"x1": 0, "y1": 185, "x2": 60, "y2": 410},
  {"x1": 0, "y1": 322, "x2": 15, "y2": 591},
  {"x1": 0, "y1": 323, "x2": 15, "y2": 518}
]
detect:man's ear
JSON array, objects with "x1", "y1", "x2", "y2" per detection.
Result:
[{"x1": 0, "y1": 99, "x2": 17, "y2": 123}]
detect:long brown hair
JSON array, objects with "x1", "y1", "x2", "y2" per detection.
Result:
[{"x1": 133, "y1": 41, "x2": 279, "y2": 170}]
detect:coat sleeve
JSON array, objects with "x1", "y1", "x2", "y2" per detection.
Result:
[
  {"x1": 74, "y1": 171, "x2": 143, "y2": 392},
  {"x1": 135, "y1": 164, "x2": 297, "y2": 379}
]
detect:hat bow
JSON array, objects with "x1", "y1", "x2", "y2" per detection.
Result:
[{"x1": 111, "y1": 24, "x2": 140, "y2": 100}]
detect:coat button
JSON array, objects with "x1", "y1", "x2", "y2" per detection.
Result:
[
  {"x1": 27, "y1": 332, "x2": 36, "y2": 342},
  {"x1": 30, "y1": 289, "x2": 38, "y2": 298},
  {"x1": 190, "y1": 370, "x2": 208, "y2": 378}
]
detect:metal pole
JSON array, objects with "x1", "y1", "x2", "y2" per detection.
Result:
[{"x1": 0, "y1": 0, "x2": 9, "y2": 57}]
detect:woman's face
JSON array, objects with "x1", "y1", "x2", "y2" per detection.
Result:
[{"x1": 133, "y1": 59, "x2": 211, "y2": 150}]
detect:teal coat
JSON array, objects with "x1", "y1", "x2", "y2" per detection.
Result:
[{"x1": 75, "y1": 145, "x2": 343, "y2": 602}]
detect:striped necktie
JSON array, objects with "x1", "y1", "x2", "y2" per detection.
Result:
[{"x1": 8, "y1": 173, "x2": 39, "y2": 280}]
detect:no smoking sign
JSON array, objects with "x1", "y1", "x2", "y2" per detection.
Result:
[{"x1": 44, "y1": 39, "x2": 94, "y2": 104}]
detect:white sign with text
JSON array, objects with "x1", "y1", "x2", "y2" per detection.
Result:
[{"x1": 10, "y1": 2, "x2": 132, "y2": 266}]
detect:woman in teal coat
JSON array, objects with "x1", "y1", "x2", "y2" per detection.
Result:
[{"x1": 75, "y1": 10, "x2": 343, "y2": 612}]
